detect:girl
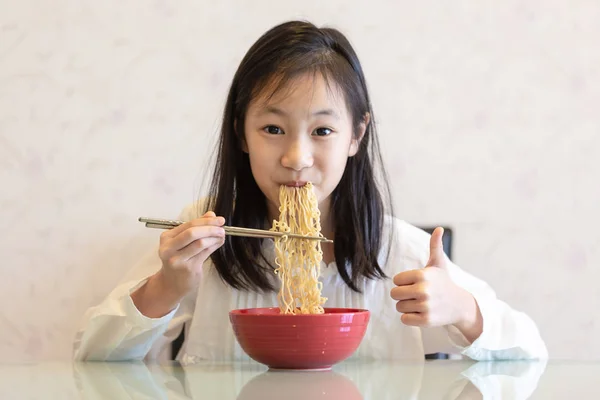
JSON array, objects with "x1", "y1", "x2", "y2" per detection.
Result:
[{"x1": 73, "y1": 21, "x2": 547, "y2": 362}]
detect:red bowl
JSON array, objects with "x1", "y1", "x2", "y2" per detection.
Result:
[{"x1": 229, "y1": 307, "x2": 370, "y2": 370}]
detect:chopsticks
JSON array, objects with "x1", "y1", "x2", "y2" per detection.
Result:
[{"x1": 138, "y1": 217, "x2": 333, "y2": 243}]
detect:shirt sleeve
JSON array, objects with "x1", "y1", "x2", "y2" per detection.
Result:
[
  {"x1": 396, "y1": 221, "x2": 548, "y2": 360},
  {"x1": 72, "y1": 276, "x2": 184, "y2": 361},
  {"x1": 443, "y1": 255, "x2": 548, "y2": 360},
  {"x1": 72, "y1": 202, "x2": 204, "y2": 361}
]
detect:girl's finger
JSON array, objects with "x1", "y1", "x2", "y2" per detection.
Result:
[
  {"x1": 177, "y1": 236, "x2": 226, "y2": 261},
  {"x1": 168, "y1": 225, "x2": 225, "y2": 251},
  {"x1": 400, "y1": 312, "x2": 427, "y2": 327},
  {"x1": 189, "y1": 237, "x2": 226, "y2": 263},
  {"x1": 390, "y1": 285, "x2": 418, "y2": 301},
  {"x1": 161, "y1": 212, "x2": 224, "y2": 238},
  {"x1": 395, "y1": 299, "x2": 428, "y2": 313},
  {"x1": 392, "y1": 270, "x2": 424, "y2": 286}
]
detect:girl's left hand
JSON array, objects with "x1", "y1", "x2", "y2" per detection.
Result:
[{"x1": 390, "y1": 228, "x2": 482, "y2": 336}]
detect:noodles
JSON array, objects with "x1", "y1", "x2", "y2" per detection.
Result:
[{"x1": 271, "y1": 182, "x2": 327, "y2": 315}]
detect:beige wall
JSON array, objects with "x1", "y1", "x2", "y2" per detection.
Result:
[{"x1": 1, "y1": 0, "x2": 598, "y2": 361}]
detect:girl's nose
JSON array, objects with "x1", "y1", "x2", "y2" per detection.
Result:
[{"x1": 281, "y1": 137, "x2": 313, "y2": 171}]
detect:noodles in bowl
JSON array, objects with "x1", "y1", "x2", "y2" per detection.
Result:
[{"x1": 229, "y1": 183, "x2": 370, "y2": 370}]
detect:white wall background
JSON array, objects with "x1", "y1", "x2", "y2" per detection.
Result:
[{"x1": 1, "y1": 0, "x2": 598, "y2": 362}]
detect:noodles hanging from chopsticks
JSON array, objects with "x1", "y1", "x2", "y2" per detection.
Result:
[{"x1": 271, "y1": 183, "x2": 327, "y2": 315}]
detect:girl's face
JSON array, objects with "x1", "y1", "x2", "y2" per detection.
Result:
[{"x1": 244, "y1": 73, "x2": 364, "y2": 221}]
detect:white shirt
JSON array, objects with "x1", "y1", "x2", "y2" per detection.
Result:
[{"x1": 73, "y1": 203, "x2": 548, "y2": 363}]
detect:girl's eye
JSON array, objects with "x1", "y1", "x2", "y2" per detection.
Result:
[
  {"x1": 313, "y1": 127, "x2": 333, "y2": 137},
  {"x1": 264, "y1": 125, "x2": 284, "y2": 135}
]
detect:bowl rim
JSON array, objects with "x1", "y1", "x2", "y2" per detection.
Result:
[{"x1": 229, "y1": 307, "x2": 370, "y2": 317}]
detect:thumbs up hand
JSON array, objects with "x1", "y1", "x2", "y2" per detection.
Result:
[{"x1": 390, "y1": 228, "x2": 482, "y2": 339}]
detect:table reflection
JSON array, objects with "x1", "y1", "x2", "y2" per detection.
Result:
[{"x1": 70, "y1": 358, "x2": 547, "y2": 399}]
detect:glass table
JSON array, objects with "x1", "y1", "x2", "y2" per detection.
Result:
[{"x1": 0, "y1": 358, "x2": 595, "y2": 399}]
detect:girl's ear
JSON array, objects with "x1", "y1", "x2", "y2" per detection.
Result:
[{"x1": 348, "y1": 112, "x2": 370, "y2": 157}]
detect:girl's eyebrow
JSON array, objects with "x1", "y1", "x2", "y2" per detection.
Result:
[{"x1": 259, "y1": 105, "x2": 340, "y2": 119}]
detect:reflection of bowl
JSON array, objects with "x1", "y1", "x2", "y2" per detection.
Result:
[
  {"x1": 229, "y1": 307, "x2": 370, "y2": 370},
  {"x1": 237, "y1": 369, "x2": 363, "y2": 400}
]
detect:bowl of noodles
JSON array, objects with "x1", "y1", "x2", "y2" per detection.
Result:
[
  {"x1": 230, "y1": 183, "x2": 370, "y2": 370},
  {"x1": 230, "y1": 307, "x2": 369, "y2": 370}
]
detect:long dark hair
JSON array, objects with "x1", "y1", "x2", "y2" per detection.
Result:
[{"x1": 204, "y1": 20, "x2": 394, "y2": 293}]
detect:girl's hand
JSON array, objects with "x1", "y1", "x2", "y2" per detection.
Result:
[
  {"x1": 390, "y1": 228, "x2": 483, "y2": 342},
  {"x1": 132, "y1": 212, "x2": 225, "y2": 318},
  {"x1": 157, "y1": 211, "x2": 226, "y2": 297}
]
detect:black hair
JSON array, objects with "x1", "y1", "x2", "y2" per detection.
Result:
[{"x1": 204, "y1": 20, "x2": 394, "y2": 292}]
